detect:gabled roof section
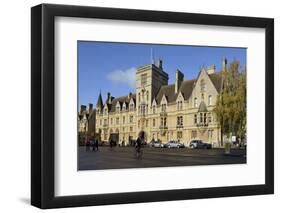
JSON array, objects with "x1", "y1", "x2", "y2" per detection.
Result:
[
  {"x1": 152, "y1": 97, "x2": 157, "y2": 105},
  {"x1": 156, "y1": 84, "x2": 175, "y2": 103},
  {"x1": 176, "y1": 91, "x2": 184, "y2": 101},
  {"x1": 129, "y1": 97, "x2": 135, "y2": 105},
  {"x1": 208, "y1": 72, "x2": 222, "y2": 92}
]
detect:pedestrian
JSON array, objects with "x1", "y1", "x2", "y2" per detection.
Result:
[
  {"x1": 110, "y1": 139, "x2": 113, "y2": 148},
  {"x1": 91, "y1": 138, "x2": 96, "y2": 151},
  {"x1": 85, "y1": 138, "x2": 90, "y2": 151},
  {"x1": 135, "y1": 132, "x2": 144, "y2": 158},
  {"x1": 95, "y1": 138, "x2": 99, "y2": 151}
]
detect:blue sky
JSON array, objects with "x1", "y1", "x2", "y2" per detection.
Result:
[{"x1": 78, "y1": 41, "x2": 246, "y2": 107}]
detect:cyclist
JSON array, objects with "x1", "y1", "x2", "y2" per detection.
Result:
[{"x1": 135, "y1": 132, "x2": 144, "y2": 158}]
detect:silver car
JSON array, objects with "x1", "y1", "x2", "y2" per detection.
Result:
[
  {"x1": 153, "y1": 141, "x2": 164, "y2": 148},
  {"x1": 164, "y1": 141, "x2": 185, "y2": 148}
]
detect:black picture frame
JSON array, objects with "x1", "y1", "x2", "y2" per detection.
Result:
[{"x1": 31, "y1": 3, "x2": 274, "y2": 209}]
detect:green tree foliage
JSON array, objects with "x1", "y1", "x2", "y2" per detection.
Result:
[{"x1": 214, "y1": 60, "x2": 246, "y2": 145}]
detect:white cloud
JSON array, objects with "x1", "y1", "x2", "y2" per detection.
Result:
[{"x1": 107, "y1": 67, "x2": 136, "y2": 88}]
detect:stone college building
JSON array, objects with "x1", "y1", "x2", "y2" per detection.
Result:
[{"x1": 84, "y1": 58, "x2": 228, "y2": 147}]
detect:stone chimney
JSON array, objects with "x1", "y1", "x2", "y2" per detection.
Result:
[
  {"x1": 175, "y1": 69, "x2": 184, "y2": 94},
  {"x1": 107, "y1": 92, "x2": 111, "y2": 104},
  {"x1": 222, "y1": 57, "x2": 227, "y2": 71},
  {"x1": 207, "y1": 64, "x2": 216, "y2": 74},
  {"x1": 128, "y1": 92, "x2": 132, "y2": 99},
  {"x1": 88, "y1": 103, "x2": 93, "y2": 113},
  {"x1": 80, "y1": 105, "x2": 86, "y2": 113},
  {"x1": 158, "y1": 58, "x2": 163, "y2": 69}
]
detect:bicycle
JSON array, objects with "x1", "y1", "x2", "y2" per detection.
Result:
[{"x1": 134, "y1": 146, "x2": 143, "y2": 159}]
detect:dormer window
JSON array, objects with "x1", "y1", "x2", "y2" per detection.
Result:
[
  {"x1": 129, "y1": 103, "x2": 134, "y2": 111},
  {"x1": 152, "y1": 105, "x2": 156, "y2": 114},
  {"x1": 116, "y1": 106, "x2": 120, "y2": 113},
  {"x1": 161, "y1": 104, "x2": 166, "y2": 112},
  {"x1": 122, "y1": 104, "x2": 126, "y2": 111},
  {"x1": 177, "y1": 101, "x2": 183, "y2": 110}
]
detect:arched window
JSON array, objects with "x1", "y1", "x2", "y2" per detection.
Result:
[
  {"x1": 208, "y1": 113, "x2": 212, "y2": 123},
  {"x1": 194, "y1": 114, "x2": 197, "y2": 124},
  {"x1": 200, "y1": 79, "x2": 206, "y2": 92},
  {"x1": 208, "y1": 95, "x2": 212, "y2": 106},
  {"x1": 203, "y1": 113, "x2": 207, "y2": 124},
  {"x1": 164, "y1": 117, "x2": 167, "y2": 127}
]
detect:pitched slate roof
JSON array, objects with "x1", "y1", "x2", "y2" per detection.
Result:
[
  {"x1": 155, "y1": 79, "x2": 196, "y2": 104},
  {"x1": 155, "y1": 72, "x2": 222, "y2": 104}
]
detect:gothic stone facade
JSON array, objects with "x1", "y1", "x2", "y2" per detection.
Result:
[{"x1": 95, "y1": 59, "x2": 226, "y2": 147}]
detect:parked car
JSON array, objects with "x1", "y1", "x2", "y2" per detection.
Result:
[
  {"x1": 164, "y1": 141, "x2": 185, "y2": 148},
  {"x1": 239, "y1": 140, "x2": 247, "y2": 149},
  {"x1": 189, "y1": 140, "x2": 212, "y2": 149},
  {"x1": 153, "y1": 141, "x2": 164, "y2": 148},
  {"x1": 149, "y1": 140, "x2": 163, "y2": 148}
]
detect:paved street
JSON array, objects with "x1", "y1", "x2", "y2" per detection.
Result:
[{"x1": 78, "y1": 146, "x2": 246, "y2": 170}]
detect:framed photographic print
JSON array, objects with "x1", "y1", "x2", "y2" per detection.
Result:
[{"x1": 31, "y1": 3, "x2": 274, "y2": 209}]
